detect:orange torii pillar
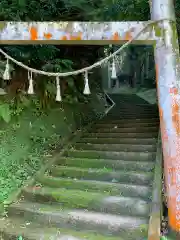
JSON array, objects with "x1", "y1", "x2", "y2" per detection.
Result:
[{"x1": 151, "y1": 0, "x2": 180, "y2": 234}]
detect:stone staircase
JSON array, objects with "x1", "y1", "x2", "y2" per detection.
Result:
[{"x1": 0, "y1": 94, "x2": 159, "y2": 240}]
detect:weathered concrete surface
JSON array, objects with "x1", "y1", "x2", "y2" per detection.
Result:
[
  {"x1": 136, "y1": 89, "x2": 157, "y2": 104},
  {"x1": 0, "y1": 21, "x2": 157, "y2": 43}
]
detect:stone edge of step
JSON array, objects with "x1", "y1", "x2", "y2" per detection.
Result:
[
  {"x1": 8, "y1": 201, "x2": 149, "y2": 234},
  {"x1": 21, "y1": 180, "x2": 153, "y2": 204},
  {"x1": 21, "y1": 183, "x2": 151, "y2": 218},
  {"x1": 0, "y1": 216, "x2": 126, "y2": 240},
  {"x1": 49, "y1": 165, "x2": 153, "y2": 183}
]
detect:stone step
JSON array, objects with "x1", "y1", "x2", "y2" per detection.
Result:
[
  {"x1": 34, "y1": 177, "x2": 152, "y2": 200},
  {"x1": 8, "y1": 201, "x2": 148, "y2": 239},
  {"x1": 48, "y1": 166, "x2": 153, "y2": 185},
  {"x1": 105, "y1": 110, "x2": 158, "y2": 114},
  {"x1": 113, "y1": 102, "x2": 156, "y2": 105},
  {"x1": 105, "y1": 115, "x2": 158, "y2": 119},
  {"x1": 108, "y1": 97, "x2": 151, "y2": 104},
  {"x1": 111, "y1": 105, "x2": 157, "y2": 108},
  {"x1": 21, "y1": 185, "x2": 151, "y2": 218},
  {"x1": 94, "y1": 122, "x2": 159, "y2": 128},
  {"x1": 55, "y1": 157, "x2": 155, "y2": 172},
  {"x1": 109, "y1": 111, "x2": 158, "y2": 114},
  {"x1": 0, "y1": 216, "x2": 124, "y2": 240},
  {"x1": 107, "y1": 108, "x2": 157, "y2": 111},
  {"x1": 110, "y1": 108, "x2": 154, "y2": 112},
  {"x1": 77, "y1": 137, "x2": 157, "y2": 145},
  {"x1": 107, "y1": 107, "x2": 157, "y2": 110},
  {"x1": 107, "y1": 113, "x2": 156, "y2": 117},
  {"x1": 98, "y1": 118, "x2": 159, "y2": 124},
  {"x1": 111, "y1": 109, "x2": 156, "y2": 112},
  {"x1": 73, "y1": 143, "x2": 156, "y2": 152},
  {"x1": 83, "y1": 132, "x2": 158, "y2": 138},
  {"x1": 108, "y1": 110, "x2": 158, "y2": 114},
  {"x1": 91, "y1": 126, "x2": 158, "y2": 133},
  {"x1": 109, "y1": 105, "x2": 157, "y2": 108},
  {"x1": 64, "y1": 150, "x2": 156, "y2": 161}
]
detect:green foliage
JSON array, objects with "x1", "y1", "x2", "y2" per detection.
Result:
[
  {"x1": 0, "y1": 107, "x2": 67, "y2": 202},
  {"x1": 17, "y1": 236, "x2": 23, "y2": 240},
  {"x1": 0, "y1": 0, "x2": 150, "y2": 21},
  {"x1": 42, "y1": 59, "x2": 73, "y2": 72},
  {"x1": 0, "y1": 102, "x2": 11, "y2": 123},
  {"x1": 0, "y1": 47, "x2": 77, "y2": 120}
]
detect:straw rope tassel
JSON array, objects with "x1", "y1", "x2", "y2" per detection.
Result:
[
  {"x1": 83, "y1": 71, "x2": 90, "y2": 95},
  {"x1": 27, "y1": 71, "x2": 34, "y2": 94},
  {"x1": 111, "y1": 57, "x2": 117, "y2": 79},
  {"x1": 3, "y1": 58, "x2": 11, "y2": 80},
  {"x1": 56, "y1": 76, "x2": 62, "y2": 102}
]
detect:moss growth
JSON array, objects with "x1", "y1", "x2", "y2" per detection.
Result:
[
  {"x1": 50, "y1": 188, "x2": 105, "y2": 208},
  {"x1": 55, "y1": 157, "x2": 154, "y2": 172},
  {"x1": 49, "y1": 165, "x2": 153, "y2": 183},
  {"x1": 0, "y1": 107, "x2": 70, "y2": 202},
  {"x1": 27, "y1": 187, "x2": 107, "y2": 209},
  {"x1": 154, "y1": 24, "x2": 162, "y2": 38},
  {"x1": 34, "y1": 176, "x2": 152, "y2": 200},
  {"x1": 0, "y1": 22, "x2": 6, "y2": 31},
  {"x1": 52, "y1": 228, "x2": 125, "y2": 240},
  {"x1": 40, "y1": 177, "x2": 109, "y2": 192},
  {"x1": 50, "y1": 165, "x2": 114, "y2": 178},
  {"x1": 36, "y1": 176, "x2": 113, "y2": 193}
]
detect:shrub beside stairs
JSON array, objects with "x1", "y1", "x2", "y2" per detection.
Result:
[{"x1": 0, "y1": 94, "x2": 160, "y2": 240}]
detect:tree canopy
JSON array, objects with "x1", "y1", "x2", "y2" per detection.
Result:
[{"x1": 0, "y1": 0, "x2": 150, "y2": 21}]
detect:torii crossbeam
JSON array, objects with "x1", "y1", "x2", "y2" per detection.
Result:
[
  {"x1": 0, "y1": 0, "x2": 180, "y2": 237},
  {"x1": 0, "y1": 21, "x2": 159, "y2": 44}
]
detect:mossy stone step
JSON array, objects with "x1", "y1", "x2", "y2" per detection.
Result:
[
  {"x1": 8, "y1": 201, "x2": 148, "y2": 239},
  {"x1": 108, "y1": 113, "x2": 158, "y2": 117},
  {"x1": 104, "y1": 115, "x2": 158, "y2": 119},
  {"x1": 109, "y1": 113, "x2": 157, "y2": 116},
  {"x1": 64, "y1": 150, "x2": 156, "y2": 161},
  {"x1": 110, "y1": 107, "x2": 157, "y2": 111},
  {"x1": 111, "y1": 112, "x2": 157, "y2": 115},
  {"x1": 22, "y1": 186, "x2": 110, "y2": 208},
  {"x1": 55, "y1": 157, "x2": 155, "y2": 171},
  {"x1": 92, "y1": 126, "x2": 158, "y2": 133},
  {"x1": 34, "y1": 177, "x2": 152, "y2": 200},
  {"x1": 94, "y1": 122, "x2": 159, "y2": 128},
  {"x1": 49, "y1": 166, "x2": 153, "y2": 185},
  {"x1": 73, "y1": 143, "x2": 156, "y2": 152},
  {"x1": 108, "y1": 111, "x2": 158, "y2": 114},
  {"x1": 104, "y1": 114, "x2": 158, "y2": 118},
  {"x1": 109, "y1": 108, "x2": 157, "y2": 111},
  {"x1": 21, "y1": 183, "x2": 151, "y2": 218},
  {"x1": 99, "y1": 118, "x2": 159, "y2": 123},
  {"x1": 0, "y1": 216, "x2": 125, "y2": 240},
  {"x1": 77, "y1": 137, "x2": 157, "y2": 145},
  {"x1": 83, "y1": 132, "x2": 158, "y2": 138}
]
